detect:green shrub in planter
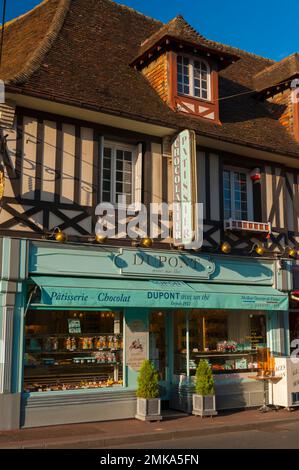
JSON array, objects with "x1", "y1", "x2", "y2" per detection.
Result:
[
  {"x1": 195, "y1": 359, "x2": 215, "y2": 396},
  {"x1": 193, "y1": 360, "x2": 217, "y2": 417},
  {"x1": 136, "y1": 360, "x2": 160, "y2": 399},
  {"x1": 135, "y1": 360, "x2": 162, "y2": 421}
]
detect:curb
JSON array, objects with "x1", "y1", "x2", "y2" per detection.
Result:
[{"x1": 1, "y1": 415, "x2": 299, "y2": 449}]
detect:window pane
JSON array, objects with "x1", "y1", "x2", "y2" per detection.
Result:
[
  {"x1": 103, "y1": 181, "x2": 111, "y2": 191},
  {"x1": 103, "y1": 170, "x2": 110, "y2": 181},
  {"x1": 116, "y1": 182, "x2": 123, "y2": 193},
  {"x1": 223, "y1": 170, "x2": 231, "y2": 218},
  {"x1": 192, "y1": 60, "x2": 209, "y2": 100},
  {"x1": 116, "y1": 171, "x2": 123, "y2": 182},
  {"x1": 102, "y1": 148, "x2": 112, "y2": 202},
  {"x1": 233, "y1": 172, "x2": 248, "y2": 219},
  {"x1": 177, "y1": 55, "x2": 190, "y2": 95},
  {"x1": 104, "y1": 147, "x2": 112, "y2": 158},
  {"x1": 102, "y1": 191, "x2": 111, "y2": 202}
]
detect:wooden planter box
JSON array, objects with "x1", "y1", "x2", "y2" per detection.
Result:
[
  {"x1": 192, "y1": 394, "x2": 218, "y2": 417},
  {"x1": 135, "y1": 398, "x2": 162, "y2": 422}
]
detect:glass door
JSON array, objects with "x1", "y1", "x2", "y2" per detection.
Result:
[{"x1": 149, "y1": 311, "x2": 168, "y2": 396}]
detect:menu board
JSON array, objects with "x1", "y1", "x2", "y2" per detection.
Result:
[
  {"x1": 68, "y1": 319, "x2": 81, "y2": 334},
  {"x1": 125, "y1": 319, "x2": 148, "y2": 372}
]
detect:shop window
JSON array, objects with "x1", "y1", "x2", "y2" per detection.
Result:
[
  {"x1": 102, "y1": 143, "x2": 135, "y2": 205},
  {"x1": 24, "y1": 310, "x2": 123, "y2": 393},
  {"x1": 173, "y1": 310, "x2": 267, "y2": 375},
  {"x1": 223, "y1": 168, "x2": 253, "y2": 220},
  {"x1": 290, "y1": 311, "x2": 299, "y2": 345}
]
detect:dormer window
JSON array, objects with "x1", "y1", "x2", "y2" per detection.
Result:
[
  {"x1": 177, "y1": 55, "x2": 210, "y2": 100},
  {"x1": 131, "y1": 15, "x2": 239, "y2": 123}
]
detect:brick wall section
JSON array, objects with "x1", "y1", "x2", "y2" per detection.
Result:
[
  {"x1": 141, "y1": 53, "x2": 169, "y2": 102},
  {"x1": 266, "y1": 89, "x2": 294, "y2": 135}
]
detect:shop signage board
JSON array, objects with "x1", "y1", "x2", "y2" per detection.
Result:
[
  {"x1": 29, "y1": 243, "x2": 276, "y2": 285},
  {"x1": 114, "y1": 250, "x2": 215, "y2": 280},
  {"x1": 171, "y1": 129, "x2": 199, "y2": 248},
  {"x1": 270, "y1": 357, "x2": 299, "y2": 407},
  {"x1": 125, "y1": 320, "x2": 148, "y2": 372},
  {"x1": 31, "y1": 278, "x2": 289, "y2": 311}
]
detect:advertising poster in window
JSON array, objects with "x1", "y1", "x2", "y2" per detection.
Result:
[{"x1": 126, "y1": 320, "x2": 148, "y2": 371}]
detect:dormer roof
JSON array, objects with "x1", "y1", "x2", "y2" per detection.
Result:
[
  {"x1": 131, "y1": 15, "x2": 239, "y2": 69},
  {"x1": 253, "y1": 53, "x2": 299, "y2": 94}
]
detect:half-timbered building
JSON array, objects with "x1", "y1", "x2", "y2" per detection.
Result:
[{"x1": 0, "y1": 0, "x2": 298, "y2": 429}]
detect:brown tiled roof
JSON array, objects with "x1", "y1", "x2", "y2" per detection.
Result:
[
  {"x1": 2, "y1": 0, "x2": 299, "y2": 157},
  {"x1": 253, "y1": 53, "x2": 299, "y2": 92},
  {"x1": 0, "y1": 0, "x2": 68, "y2": 81},
  {"x1": 134, "y1": 15, "x2": 238, "y2": 64}
]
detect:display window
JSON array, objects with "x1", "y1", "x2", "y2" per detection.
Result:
[
  {"x1": 174, "y1": 310, "x2": 267, "y2": 375},
  {"x1": 289, "y1": 310, "x2": 299, "y2": 347},
  {"x1": 24, "y1": 310, "x2": 123, "y2": 392}
]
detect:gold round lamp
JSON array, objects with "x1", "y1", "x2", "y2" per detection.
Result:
[
  {"x1": 221, "y1": 242, "x2": 231, "y2": 254},
  {"x1": 95, "y1": 234, "x2": 108, "y2": 244},
  {"x1": 55, "y1": 229, "x2": 67, "y2": 243},
  {"x1": 255, "y1": 244, "x2": 265, "y2": 256},
  {"x1": 288, "y1": 247, "x2": 297, "y2": 258},
  {"x1": 140, "y1": 237, "x2": 153, "y2": 248}
]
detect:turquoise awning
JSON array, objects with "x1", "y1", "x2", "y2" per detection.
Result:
[{"x1": 30, "y1": 277, "x2": 289, "y2": 311}]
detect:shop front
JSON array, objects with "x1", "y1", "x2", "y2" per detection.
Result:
[{"x1": 0, "y1": 238, "x2": 291, "y2": 429}]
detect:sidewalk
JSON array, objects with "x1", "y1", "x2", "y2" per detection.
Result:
[{"x1": 0, "y1": 408, "x2": 298, "y2": 449}]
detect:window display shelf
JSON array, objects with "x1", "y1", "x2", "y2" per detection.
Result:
[
  {"x1": 26, "y1": 349, "x2": 122, "y2": 354},
  {"x1": 24, "y1": 310, "x2": 124, "y2": 394},
  {"x1": 191, "y1": 351, "x2": 258, "y2": 358},
  {"x1": 26, "y1": 333, "x2": 123, "y2": 338},
  {"x1": 25, "y1": 363, "x2": 120, "y2": 368}
]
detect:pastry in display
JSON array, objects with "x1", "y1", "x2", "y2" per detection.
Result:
[
  {"x1": 65, "y1": 337, "x2": 72, "y2": 351},
  {"x1": 217, "y1": 340, "x2": 237, "y2": 353},
  {"x1": 23, "y1": 378, "x2": 124, "y2": 393},
  {"x1": 108, "y1": 335, "x2": 114, "y2": 349},
  {"x1": 70, "y1": 337, "x2": 77, "y2": 351}
]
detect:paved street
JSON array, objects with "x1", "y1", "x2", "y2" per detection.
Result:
[
  {"x1": 1, "y1": 409, "x2": 298, "y2": 449},
  {"x1": 104, "y1": 420, "x2": 299, "y2": 449}
]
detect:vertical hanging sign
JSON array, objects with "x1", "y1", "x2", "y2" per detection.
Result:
[
  {"x1": 0, "y1": 168, "x2": 4, "y2": 214},
  {"x1": 172, "y1": 129, "x2": 199, "y2": 248}
]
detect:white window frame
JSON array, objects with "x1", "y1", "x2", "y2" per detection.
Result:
[
  {"x1": 177, "y1": 54, "x2": 211, "y2": 101},
  {"x1": 223, "y1": 166, "x2": 253, "y2": 221},
  {"x1": 101, "y1": 141, "x2": 137, "y2": 206}
]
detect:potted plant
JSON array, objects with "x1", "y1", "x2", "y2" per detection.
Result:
[
  {"x1": 135, "y1": 360, "x2": 162, "y2": 422},
  {"x1": 192, "y1": 360, "x2": 217, "y2": 417}
]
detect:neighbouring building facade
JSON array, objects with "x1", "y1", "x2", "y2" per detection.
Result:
[{"x1": 0, "y1": 0, "x2": 299, "y2": 430}]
